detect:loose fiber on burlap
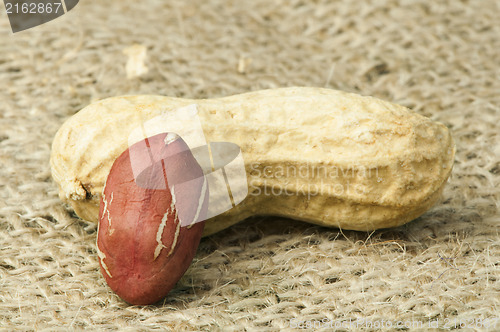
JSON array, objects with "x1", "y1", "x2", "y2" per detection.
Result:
[{"x1": 1, "y1": 0, "x2": 499, "y2": 330}]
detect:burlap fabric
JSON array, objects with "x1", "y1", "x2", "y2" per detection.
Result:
[{"x1": 1, "y1": 0, "x2": 499, "y2": 330}]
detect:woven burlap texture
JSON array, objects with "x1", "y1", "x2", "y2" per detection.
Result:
[{"x1": 1, "y1": 0, "x2": 499, "y2": 330}]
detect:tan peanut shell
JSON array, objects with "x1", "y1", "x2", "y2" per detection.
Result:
[{"x1": 50, "y1": 87, "x2": 455, "y2": 236}]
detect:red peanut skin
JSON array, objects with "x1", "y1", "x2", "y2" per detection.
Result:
[{"x1": 97, "y1": 133, "x2": 208, "y2": 305}]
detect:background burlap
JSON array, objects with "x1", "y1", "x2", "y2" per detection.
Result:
[{"x1": 1, "y1": 0, "x2": 499, "y2": 330}]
